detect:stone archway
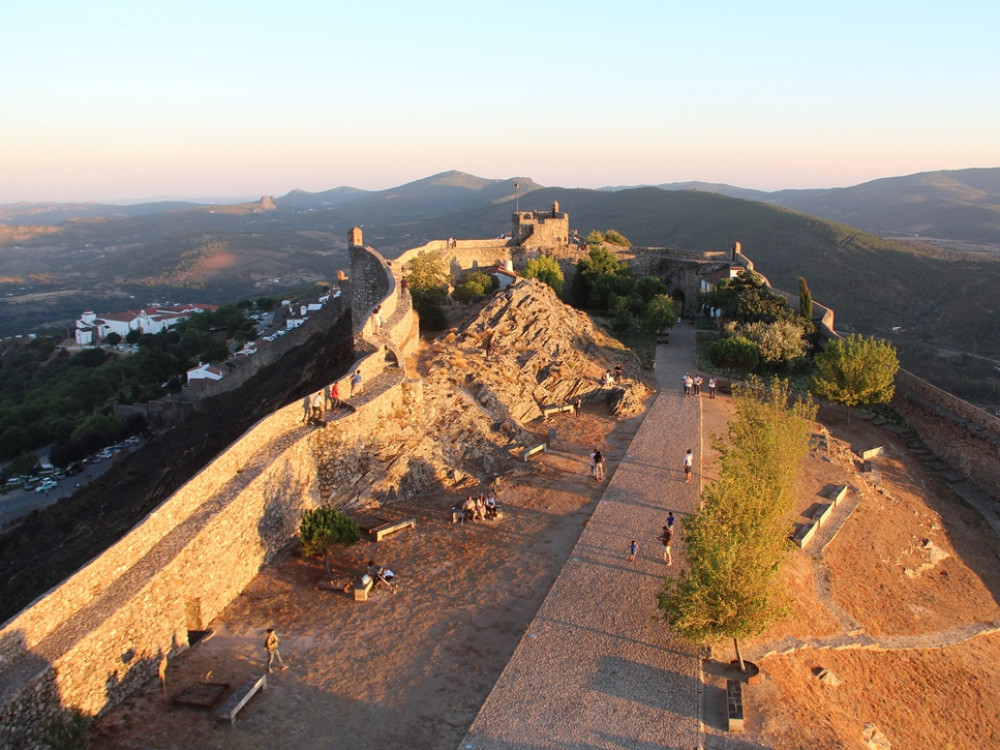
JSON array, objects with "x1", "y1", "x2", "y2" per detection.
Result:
[{"x1": 671, "y1": 288, "x2": 687, "y2": 316}]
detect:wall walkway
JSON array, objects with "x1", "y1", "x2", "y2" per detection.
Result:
[{"x1": 462, "y1": 324, "x2": 704, "y2": 749}]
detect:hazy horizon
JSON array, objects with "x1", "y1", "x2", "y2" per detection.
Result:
[{"x1": 4, "y1": 1, "x2": 998, "y2": 204}]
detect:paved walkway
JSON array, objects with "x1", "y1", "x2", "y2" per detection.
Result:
[{"x1": 461, "y1": 324, "x2": 705, "y2": 750}]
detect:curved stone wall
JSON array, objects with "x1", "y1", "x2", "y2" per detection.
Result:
[{"x1": 0, "y1": 243, "x2": 420, "y2": 748}]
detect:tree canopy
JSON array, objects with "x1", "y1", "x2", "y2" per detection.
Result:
[
  {"x1": 810, "y1": 333, "x2": 899, "y2": 424},
  {"x1": 299, "y1": 506, "x2": 361, "y2": 576}
]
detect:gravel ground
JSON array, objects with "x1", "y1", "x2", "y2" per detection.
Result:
[{"x1": 460, "y1": 324, "x2": 704, "y2": 750}]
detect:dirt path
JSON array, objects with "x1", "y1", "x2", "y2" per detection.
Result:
[{"x1": 91, "y1": 396, "x2": 644, "y2": 750}]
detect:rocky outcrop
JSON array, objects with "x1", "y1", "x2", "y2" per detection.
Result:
[{"x1": 312, "y1": 278, "x2": 654, "y2": 510}]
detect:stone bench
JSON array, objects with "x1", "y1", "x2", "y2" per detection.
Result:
[
  {"x1": 726, "y1": 679, "x2": 744, "y2": 733},
  {"x1": 216, "y1": 673, "x2": 267, "y2": 725},
  {"x1": 354, "y1": 574, "x2": 374, "y2": 601},
  {"x1": 371, "y1": 517, "x2": 416, "y2": 542},
  {"x1": 521, "y1": 443, "x2": 547, "y2": 461},
  {"x1": 540, "y1": 404, "x2": 575, "y2": 418}
]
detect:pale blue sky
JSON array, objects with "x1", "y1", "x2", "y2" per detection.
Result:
[{"x1": 3, "y1": 0, "x2": 998, "y2": 202}]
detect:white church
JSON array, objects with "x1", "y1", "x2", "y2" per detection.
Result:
[{"x1": 74, "y1": 303, "x2": 218, "y2": 346}]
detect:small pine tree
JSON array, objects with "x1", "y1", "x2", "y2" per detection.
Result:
[{"x1": 299, "y1": 506, "x2": 361, "y2": 577}]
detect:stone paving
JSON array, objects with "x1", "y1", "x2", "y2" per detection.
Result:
[{"x1": 460, "y1": 324, "x2": 705, "y2": 750}]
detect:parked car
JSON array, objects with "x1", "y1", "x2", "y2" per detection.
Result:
[{"x1": 35, "y1": 479, "x2": 58, "y2": 493}]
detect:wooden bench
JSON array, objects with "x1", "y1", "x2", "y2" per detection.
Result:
[
  {"x1": 371, "y1": 517, "x2": 416, "y2": 542},
  {"x1": 520, "y1": 443, "x2": 547, "y2": 461},
  {"x1": 726, "y1": 679, "x2": 744, "y2": 733},
  {"x1": 217, "y1": 673, "x2": 267, "y2": 725},
  {"x1": 354, "y1": 574, "x2": 374, "y2": 601}
]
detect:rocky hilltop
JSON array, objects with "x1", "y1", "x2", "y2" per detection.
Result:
[{"x1": 315, "y1": 278, "x2": 654, "y2": 509}]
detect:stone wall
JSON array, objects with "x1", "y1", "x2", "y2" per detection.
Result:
[
  {"x1": 894, "y1": 369, "x2": 1000, "y2": 498},
  {"x1": 0, "y1": 242, "x2": 420, "y2": 749}
]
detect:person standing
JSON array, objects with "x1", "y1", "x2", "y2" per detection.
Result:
[
  {"x1": 351, "y1": 369, "x2": 363, "y2": 397},
  {"x1": 264, "y1": 628, "x2": 287, "y2": 673},
  {"x1": 683, "y1": 449, "x2": 693, "y2": 483},
  {"x1": 708, "y1": 376, "x2": 717, "y2": 399},
  {"x1": 658, "y1": 526, "x2": 673, "y2": 565},
  {"x1": 589, "y1": 448, "x2": 597, "y2": 478},
  {"x1": 628, "y1": 539, "x2": 638, "y2": 563},
  {"x1": 694, "y1": 375, "x2": 703, "y2": 396},
  {"x1": 667, "y1": 511, "x2": 675, "y2": 532},
  {"x1": 371, "y1": 306, "x2": 382, "y2": 336},
  {"x1": 594, "y1": 449, "x2": 605, "y2": 481},
  {"x1": 614, "y1": 363, "x2": 622, "y2": 384},
  {"x1": 573, "y1": 396, "x2": 582, "y2": 417}
]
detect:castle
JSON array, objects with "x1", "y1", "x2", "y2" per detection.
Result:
[{"x1": 1, "y1": 203, "x2": 998, "y2": 747}]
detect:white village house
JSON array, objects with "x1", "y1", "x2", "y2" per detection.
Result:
[{"x1": 74, "y1": 303, "x2": 218, "y2": 345}]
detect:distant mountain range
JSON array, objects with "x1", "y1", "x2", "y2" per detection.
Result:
[
  {"x1": 645, "y1": 167, "x2": 1000, "y2": 249},
  {"x1": 1, "y1": 169, "x2": 998, "y2": 406}
]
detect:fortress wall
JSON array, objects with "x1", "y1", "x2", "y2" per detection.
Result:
[
  {"x1": 894, "y1": 370, "x2": 1000, "y2": 498},
  {"x1": 0, "y1": 242, "x2": 421, "y2": 747}
]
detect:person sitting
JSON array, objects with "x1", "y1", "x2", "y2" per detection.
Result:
[
  {"x1": 475, "y1": 495, "x2": 486, "y2": 520},
  {"x1": 367, "y1": 560, "x2": 397, "y2": 592},
  {"x1": 485, "y1": 493, "x2": 497, "y2": 519},
  {"x1": 461, "y1": 496, "x2": 476, "y2": 521}
]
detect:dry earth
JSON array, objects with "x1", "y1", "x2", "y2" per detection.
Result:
[{"x1": 91, "y1": 343, "x2": 1000, "y2": 749}]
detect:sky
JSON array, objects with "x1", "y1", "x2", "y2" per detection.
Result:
[{"x1": 3, "y1": 0, "x2": 999, "y2": 203}]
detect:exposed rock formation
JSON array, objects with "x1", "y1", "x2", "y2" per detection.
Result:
[{"x1": 313, "y1": 278, "x2": 654, "y2": 510}]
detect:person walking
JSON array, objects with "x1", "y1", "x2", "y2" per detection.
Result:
[
  {"x1": 628, "y1": 540, "x2": 638, "y2": 563},
  {"x1": 351, "y1": 369, "x2": 363, "y2": 397},
  {"x1": 264, "y1": 628, "x2": 287, "y2": 673},
  {"x1": 683, "y1": 449, "x2": 693, "y2": 483},
  {"x1": 667, "y1": 511, "x2": 675, "y2": 532}
]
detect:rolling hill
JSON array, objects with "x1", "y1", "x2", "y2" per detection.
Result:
[
  {"x1": 652, "y1": 167, "x2": 1000, "y2": 251},
  {"x1": 1, "y1": 171, "x2": 997, "y2": 406}
]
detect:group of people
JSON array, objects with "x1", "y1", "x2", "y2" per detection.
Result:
[
  {"x1": 601, "y1": 363, "x2": 624, "y2": 387},
  {"x1": 301, "y1": 381, "x2": 347, "y2": 423},
  {"x1": 682, "y1": 372, "x2": 716, "y2": 398},
  {"x1": 459, "y1": 493, "x2": 498, "y2": 521},
  {"x1": 629, "y1": 511, "x2": 677, "y2": 566}
]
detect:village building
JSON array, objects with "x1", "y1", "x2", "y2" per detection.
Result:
[{"x1": 74, "y1": 303, "x2": 218, "y2": 345}]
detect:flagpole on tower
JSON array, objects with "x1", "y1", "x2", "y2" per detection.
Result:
[{"x1": 515, "y1": 181, "x2": 519, "y2": 214}]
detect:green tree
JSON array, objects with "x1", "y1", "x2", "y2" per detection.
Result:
[
  {"x1": 603, "y1": 229, "x2": 631, "y2": 246},
  {"x1": 810, "y1": 333, "x2": 899, "y2": 425},
  {"x1": 735, "y1": 320, "x2": 808, "y2": 366},
  {"x1": 406, "y1": 251, "x2": 449, "y2": 293},
  {"x1": 798, "y1": 277, "x2": 813, "y2": 321},
  {"x1": 658, "y1": 378, "x2": 816, "y2": 672},
  {"x1": 105, "y1": 331, "x2": 122, "y2": 346},
  {"x1": 522, "y1": 254, "x2": 565, "y2": 295},
  {"x1": 299, "y1": 506, "x2": 362, "y2": 577},
  {"x1": 708, "y1": 336, "x2": 760, "y2": 374},
  {"x1": 641, "y1": 294, "x2": 678, "y2": 335}
]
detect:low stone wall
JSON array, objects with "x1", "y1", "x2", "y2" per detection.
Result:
[{"x1": 0, "y1": 245, "x2": 420, "y2": 748}]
